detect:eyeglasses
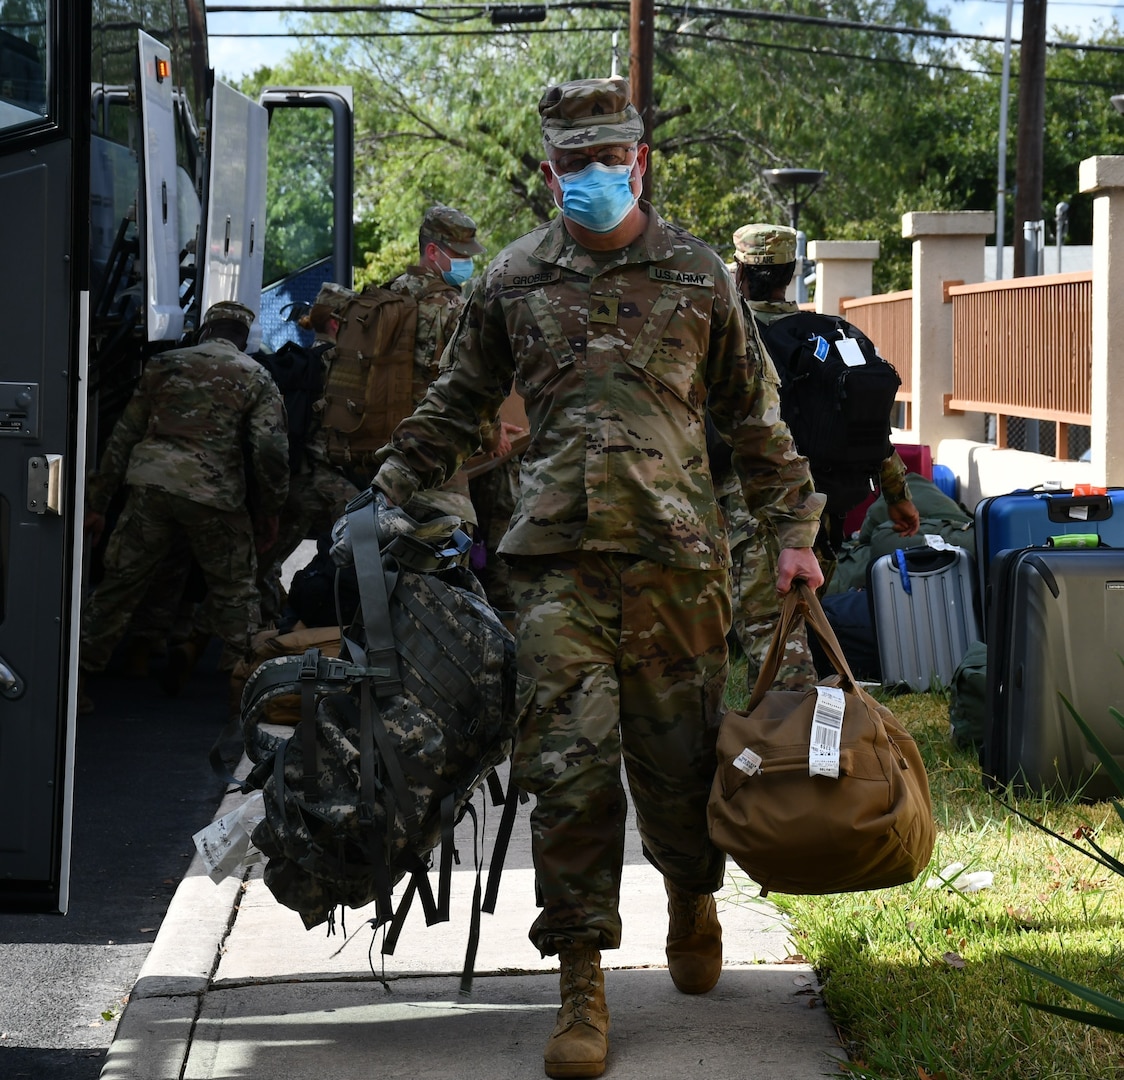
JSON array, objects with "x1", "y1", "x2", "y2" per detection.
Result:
[{"x1": 549, "y1": 146, "x2": 637, "y2": 176}]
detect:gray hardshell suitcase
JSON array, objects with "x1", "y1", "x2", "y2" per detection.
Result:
[
  {"x1": 983, "y1": 546, "x2": 1124, "y2": 800},
  {"x1": 869, "y1": 545, "x2": 980, "y2": 691}
]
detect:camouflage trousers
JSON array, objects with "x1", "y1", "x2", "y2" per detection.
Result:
[
  {"x1": 80, "y1": 486, "x2": 260, "y2": 671},
  {"x1": 721, "y1": 491, "x2": 818, "y2": 694},
  {"x1": 508, "y1": 551, "x2": 730, "y2": 956},
  {"x1": 256, "y1": 458, "x2": 358, "y2": 626}
]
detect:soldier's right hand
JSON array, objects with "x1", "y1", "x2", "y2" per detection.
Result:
[{"x1": 83, "y1": 510, "x2": 106, "y2": 547}]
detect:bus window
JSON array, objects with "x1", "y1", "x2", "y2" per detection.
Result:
[{"x1": 0, "y1": 2, "x2": 48, "y2": 132}]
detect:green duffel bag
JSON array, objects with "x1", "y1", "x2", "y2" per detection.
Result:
[{"x1": 949, "y1": 639, "x2": 988, "y2": 751}]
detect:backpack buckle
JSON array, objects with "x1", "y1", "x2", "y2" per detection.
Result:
[
  {"x1": 299, "y1": 648, "x2": 322, "y2": 680},
  {"x1": 322, "y1": 658, "x2": 351, "y2": 682}
]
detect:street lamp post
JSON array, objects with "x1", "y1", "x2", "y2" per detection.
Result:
[{"x1": 762, "y1": 167, "x2": 827, "y2": 304}]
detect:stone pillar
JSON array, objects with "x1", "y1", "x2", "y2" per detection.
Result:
[
  {"x1": 901, "y1": 211, "x2": 994, "y2": 447},
  {"x1": 807, "y1": 240, "x2": 879, "y2": 315},
  {"x1": 1079, "y1": 156, "x2": 1124, "y2": 487}
]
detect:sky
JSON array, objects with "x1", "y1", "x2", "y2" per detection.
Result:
[{"x1": 206, "y1": 1, "x2": 1124, "y2": 84}]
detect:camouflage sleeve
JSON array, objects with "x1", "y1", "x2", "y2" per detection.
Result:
[
  {"x1": 85, "y1": 382, "x2": 151, "y2": 514},
  {"x1": 879, "y1": 450, "x2": 912, "y2": 504},
  {"x1": 245, "y1": 373, "x2": 291, "y2": 515},
  {"x1": 707, "y1": 289, "x2": 824, "y2": 551},
  {"x1": 372, "y1": 279, "x2": 513, "y2": 504}
]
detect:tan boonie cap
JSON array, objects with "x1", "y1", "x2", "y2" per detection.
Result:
[
  {"x1": 539, "y1": 76, "x2": 645, "y2": 150},
  {"x1": 732, "y1": 223, "x2": 798, "y2": 265},
  {"x1": 421, "y1": 205, "x2": 485, "y2": 256},
  {"x1": 203, "y1": 299, "x2": 255, "y2": 328},
  {"x1": 312, "y1": 281, "x2": 355, "y2": 312}
]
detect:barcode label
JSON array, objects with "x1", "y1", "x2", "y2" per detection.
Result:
[{"x1": 809, "y1": 686, "x2": 846, "y2": 778}]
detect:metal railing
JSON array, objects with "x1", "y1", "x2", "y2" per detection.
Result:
[{"x1": 947, "y1": 273, "x2": 1091, "y2": 458}]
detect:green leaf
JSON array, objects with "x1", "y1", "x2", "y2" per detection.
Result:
[
  {"x1": 1017, "y1": 999, "x2": 1124, "y2": 1034},
  {"x1": 1008, "y1": 955, "x2": 1124, "y2": 1018}
]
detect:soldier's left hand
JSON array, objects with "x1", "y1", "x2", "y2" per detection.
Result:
[
  {"x1": 776, "y1": 546, "x2": 824, "y2": 593},
  {"x1": 490, "y1": 421, "x2": 525, "y2": 459},
  {"x1": 888, "y1": 499, "x2": 921, "y2": 536}
]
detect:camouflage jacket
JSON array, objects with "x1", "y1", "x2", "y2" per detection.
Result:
[
  {"x1": 87, "y1": 338, "x2": 290, "y2": 515},
  {"x1": 385, "y1": 264, "x2": 477, "y2": 512},
  {"x1": 372, "y1": 208, "x2": 823, "y2": 570},
  {"x1": 748, "y1": 298, "x2": 911, "y2": 506}
]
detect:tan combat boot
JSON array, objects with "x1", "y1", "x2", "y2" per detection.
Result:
[
  {"x1": 665, "y1": 879, "x2": 723, "y2": 994},
  {"x1": 543, "y1": 946, "x2": 610, "y2": 1079}
]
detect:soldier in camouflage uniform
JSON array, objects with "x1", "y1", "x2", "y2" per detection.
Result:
[
  {"x1": 79, "y1": 301, "x2": 289, "y2": 708},
  {"x1": 370, "y1": 78, "x2": 824, "y2": 1079},
  {"x1": 724, "y1": 223, "x2": 920, "y2": 692},
  {"x1": 380, "y1": 205, "x2": 493, "y2": 528}
]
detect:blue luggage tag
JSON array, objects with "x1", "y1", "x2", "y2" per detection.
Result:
[
  {"x1": 811, "y1": 335, "x2": 831, "y2": 362},
  {"x1": 894, "y1": 548, "x2": 912, "y2": 595}
]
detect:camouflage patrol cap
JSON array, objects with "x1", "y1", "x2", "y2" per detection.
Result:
[
  {"x1": 203, "y1": 300, "x2": 255, "y2": 328},
  {"x1": 732, "y1": 223, "x2": 798, "y2": 265},
  {"x1": 538, "y1": 76, "x2": 645, "y2": 150},
  {"x1": 312, "y1": 281, "x2": 354, "y2": 313},
  {"x1": 421, "y1": 205, "x2": 485, "y2": 256}
]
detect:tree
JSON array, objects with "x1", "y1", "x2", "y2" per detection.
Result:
[{"x1": 239, "y1": 1, "x2": 1124, "y2": 293}]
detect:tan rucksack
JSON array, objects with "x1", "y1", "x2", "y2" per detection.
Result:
[{"x1": 319, "y1": 285, "x2": 419, "y2": 467}]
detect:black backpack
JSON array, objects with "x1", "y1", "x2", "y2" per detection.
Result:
[
  {"x1": 257, "y1": 341, "x2": 327, "y2": 473},
  {"x1": 234, "y1": 493, "x2": 536, "y2": 990},
  {"x1": 759, "y1": 312, "x2": 901, "y2": 517}
]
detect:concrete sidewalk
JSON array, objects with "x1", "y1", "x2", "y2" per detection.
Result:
[{"x1": 100, "y1": 774, "x2": 848, "y2": 1080}]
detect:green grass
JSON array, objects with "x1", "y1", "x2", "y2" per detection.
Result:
[{"x1": 723, "y1": 661, "x2": 1124, "y2": 1080}]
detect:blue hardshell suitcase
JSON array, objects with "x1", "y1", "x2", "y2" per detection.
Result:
[
  {"x1": 975, "y1": 488, "x2": 1124, "y2": 636},
  {"x1": 869, "y1": 545, "x2": 981, "y2": 692},
  {"x1": 983, "y1": 546, "x2": 1124, "y2": 800}
]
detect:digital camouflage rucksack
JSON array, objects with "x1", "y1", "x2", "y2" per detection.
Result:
[
  {"x1": 237, "y1": 492, "x2": 535, "y2": 989},
  {"x1": 760, "y1": 311, "x2": 901, "y2": 517}
]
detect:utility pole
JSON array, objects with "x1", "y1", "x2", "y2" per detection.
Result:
[
  {"x1": 1013, "y1": 0, "x2": 1047, "y2": 277},
  {"x1": 629, "y1": 0, "x2": 654, "y2": 200}
]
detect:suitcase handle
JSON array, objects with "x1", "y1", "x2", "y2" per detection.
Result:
[
  {"x1": 1042, "y1": 492, "x2": 1115, "y2": 524},
  {"x1": 895, "y1": 545, "x2": 959, "y2": 574}
]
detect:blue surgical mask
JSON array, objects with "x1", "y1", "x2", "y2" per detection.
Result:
[
  {"x1": 442, "y1": 257, "x2": 475, "y2": 287},
  {"x1": 551, "y1": 161, "x2": 638, "y2": 233}
]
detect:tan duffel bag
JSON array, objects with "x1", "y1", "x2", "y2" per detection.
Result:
[
  {"x1": 229, "y1": 626, "x2": 342, "y2": 726},
  {"x1": 708, "y1": 582, "x2": 935, "y2": 897}
]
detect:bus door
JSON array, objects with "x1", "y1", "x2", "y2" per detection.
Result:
[{"x1": 0, "y1": 2, "x2": 89, "y2": 913}]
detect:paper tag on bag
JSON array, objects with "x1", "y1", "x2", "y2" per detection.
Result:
[
  {"x1": 733, "y1": 747, "x2": 763, "y2": 776},
  {"x1": 834, "y1": 336, "x2": 867, "y2": 368},
  {"x1": 809, "y1": 685, "x2": 845, "y2": 778},
  {"x1": 192, "y1": 791, "x2": 266, "y2": 883}
]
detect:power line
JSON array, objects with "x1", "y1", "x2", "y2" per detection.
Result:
[
  {"x1": 206, "y1": 2, "x2": 1124, "y2": 52},
  {"x1": 206, "y1": 15, "x2": 1124, "y2": 90},
  {"x1": 670, "y1": 27, "x2": 1124, "y2": 89}
]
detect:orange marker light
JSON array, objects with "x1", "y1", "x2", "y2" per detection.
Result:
[{"x1": 155, "y1": 57, "x2": 170, "y2": 82}]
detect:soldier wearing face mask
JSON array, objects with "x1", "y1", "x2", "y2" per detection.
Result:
[
  {"x1": 379, "y1": 204, "x2": 490, "y2": 525},
  {"x1": 369, "y1": 78, "x2": 824, "y2": 1079}
]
